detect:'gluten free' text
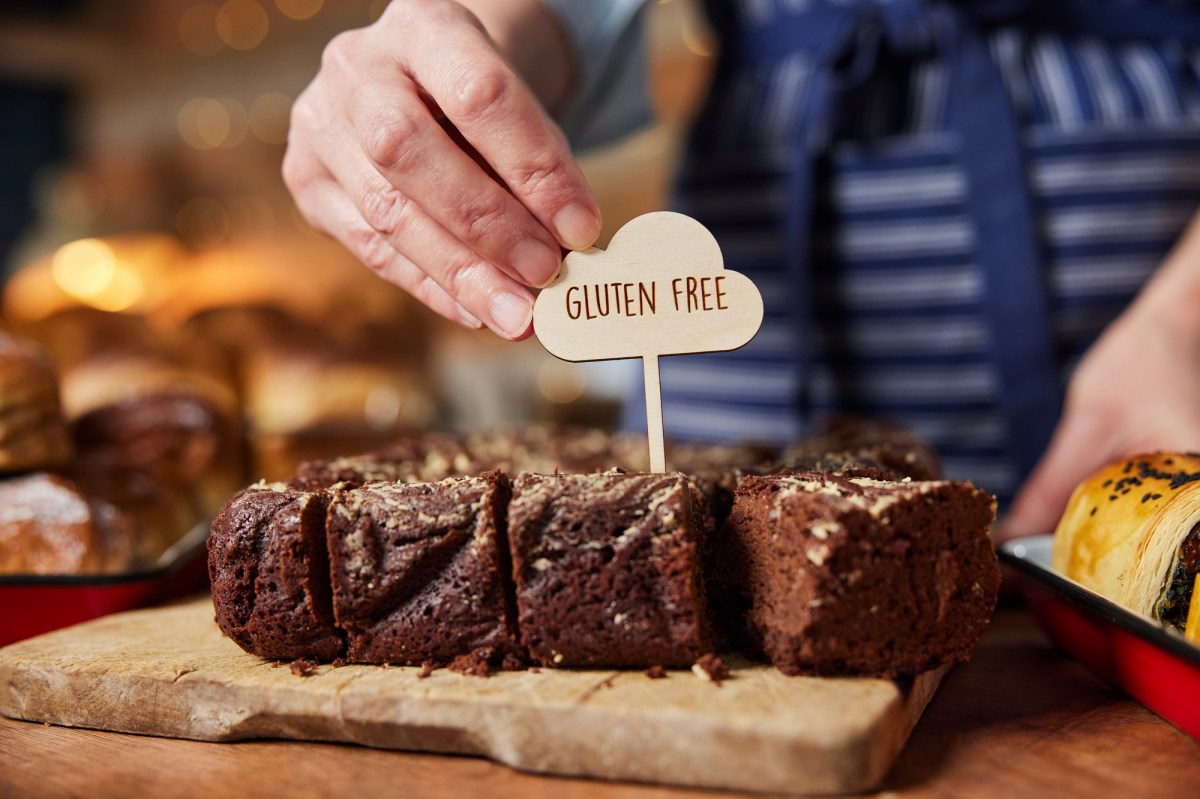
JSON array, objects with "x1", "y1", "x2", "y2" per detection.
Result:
[{"x1": 565, "y1": 276, "x2": 729, "y2": 321}]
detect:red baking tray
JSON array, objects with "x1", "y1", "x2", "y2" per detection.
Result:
[
  {"x1": 998, "y1": 535, "x2": 1200, "y2": 741},
  {"x1": 0, "y1": 523, "x2": 211, "y2": 648}
]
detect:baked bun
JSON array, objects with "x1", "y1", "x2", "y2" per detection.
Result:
[
  {"x1": 62, "y1": 353, "x2": 245, "y2": 555},
  {"x1": 0, "y1": 331, "x2": 71, "y2": 472},
  {"x1": 0, "y1": 472, "x2": 146, "y2": 574},
  {"x1": 1052, "y1": 452, "x2": 1200, "y2": 640}
]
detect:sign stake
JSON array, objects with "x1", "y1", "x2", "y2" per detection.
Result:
[
  {"x1": 643, "y1": 354, "x2": 665, "y2": 473},
  {"x1": 533, "y1": 212, "x2": 764, "y2": 476}
]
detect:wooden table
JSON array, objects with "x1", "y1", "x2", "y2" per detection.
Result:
[{"x1": 1, "y1": 604, "x2": 1197, "y2": 799}]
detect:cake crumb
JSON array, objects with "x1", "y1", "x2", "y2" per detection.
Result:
[
  {"x1": 501, "y1": 653, "x2": 526, "y2": 672},
  {"x1": 417, "y1": 661, "x2": 436, "y2": 679},
  {"x1": 289, "y1": 657, "x2": 319, "y2": 677},
  {"x1": 644, "y1": 664, "x2": 667, "y2": 679},
  {"x1": 448, "y1": 651, "x2": 491, "y2": 677},
  {"x1": 331, "y1": 657, "x2": 347, "y2": 668},
  {"x1": 527, "y1": 666, "x2": 541, "y2": 674},
  {"x1": 691, "y1": 654, "x2": 730, "y2": 683}
]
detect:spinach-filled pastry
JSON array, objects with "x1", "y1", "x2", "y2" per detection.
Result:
[{"x1": 1052, "y1": 452, "x2": 1200, "y2": 643}]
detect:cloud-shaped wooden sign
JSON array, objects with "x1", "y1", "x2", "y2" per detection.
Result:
[{"x1": 534, "y1": 211, "x2": 764, "y2": 472}]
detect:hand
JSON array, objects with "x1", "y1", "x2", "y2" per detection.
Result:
[
  {"x1": 283, "y1": 0, "x2": 603, "y2": 340},
  {"x1": 998, "y1": 299, "x2": 1200, "y2": 541}
]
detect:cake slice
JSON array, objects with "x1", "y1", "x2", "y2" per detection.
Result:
[
  {"x1": 325, "y1": 470, "x2": 517, "y2": 665},
  {"x1": 724, "y1": 472, "x2": 998, "y2": 677},
  {"x1": 208, "y1": 483, "x2": 341, "y2": 660},
  {"x1": 507, "y1": 471, "x2": 712, "y2": 668}
]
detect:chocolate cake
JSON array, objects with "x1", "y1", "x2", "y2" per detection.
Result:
[
  {"x1": 507, "y1": 471, "x2": 712, "y2": 668},
  {"x1": 207, "y1": 422, "x2": 1001, "y2": 679},
  {"x1": 207, "y1": 483, "x2": 342, "y2": 660},
  {"x1": 324, "y1": 470, "x2": 518, "y2": 665},
  {"x1": 722, "y1": 472, "x2": 998, "y2": 677}
]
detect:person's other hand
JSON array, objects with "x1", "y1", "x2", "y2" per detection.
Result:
[
  {"x1": 1000, "y1": 262, "x2": 1200, "y2": 542},
  {"x1": 283, "y1": 0, "x2": 603, "y2": 340}
]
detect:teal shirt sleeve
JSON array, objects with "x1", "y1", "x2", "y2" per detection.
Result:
[{"x1": 540, "y1": 0, "x2": 652, "y2": 151}]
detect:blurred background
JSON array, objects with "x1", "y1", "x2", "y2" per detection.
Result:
[{"x1": 0, "y1": 0, "x2": 716, "y2": 481}]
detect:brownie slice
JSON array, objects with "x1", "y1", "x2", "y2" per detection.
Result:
[
  {"x1": 208, "y1": 484, "x2": 341, "y2": 660},
  {"x1": 508, "y1": 471, "x2": 712, "y2": 668},
  {"x1": 325, "y1": 471, "x2": 517, "y2": 665},
  {"x1": 724, "y1": 472, "x2": 998, "y2": 678},
  {"x1": 288, "y1": 433, "x2": 472, "y2": 490}
]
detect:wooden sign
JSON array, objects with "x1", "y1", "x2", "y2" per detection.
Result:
[{"x1": 534, "y1": 212, "x2": 764, "y2": 472}]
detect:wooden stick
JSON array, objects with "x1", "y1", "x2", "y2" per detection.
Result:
[{"x1": 643, "y1": 355, "x2": 666, "y2": 473}]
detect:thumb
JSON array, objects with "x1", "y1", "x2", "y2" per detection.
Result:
[{"x1": 997, "y1": 410, "x2": 1110, "y2": 543}]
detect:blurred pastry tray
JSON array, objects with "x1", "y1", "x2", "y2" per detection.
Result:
[
  {"x1": 998, "y1": 535, "x2": 1200, "y2": 740},
  {"x1": 0, "y1": 523, "x2": 211, "y2": 648}
]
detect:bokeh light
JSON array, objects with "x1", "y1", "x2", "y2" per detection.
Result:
[
  {"x1": 50, "y1": 238, "x2": 146, "y2": 312},
  {"x1": 178, "y1": 97, "x2": 228, "y2": 149},
  {"x1": 216, "y1": 97, "x2": 249, "y2": 148},
  {"x1": 89, "y1": 269, "x2": 146, "y2": 312},
  {"x1": 364, "y1": 385, "x2": 402, "y2": 430},
  {"x1": 275, "y1": 0, "x2": 323, "y2": 21},
  {"x1": 217, "y1": 0, "x2": 269, "y2": 51},
  {"x1": 537, "y1": 358, "x2": 587, "y2": 404},
  {"x1": 52, "y1": 238, "x2": 116, "y2": 299},
  {"x1": 249, "y1": 92, "x2": 292, "y2": 144},
  {"x1": 179, "y1": 3, "x2": 224, "y2": 56}
]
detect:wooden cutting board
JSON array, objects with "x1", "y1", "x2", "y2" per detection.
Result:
[{"x1": 0, "y1": 597, "x2": 947, "y2": 795}]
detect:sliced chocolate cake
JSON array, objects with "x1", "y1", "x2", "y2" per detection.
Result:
[
  {"x1": 325, "y1": 470, "x2": 517, "y2": 665},
  {"x1": 208, "y1": 484, "x2": 341, "y2": 659},
  {"x1": 723, "y1": 472, "x2": 998, "y2": 677},
  {"x1": 507, "y1": 471, "x2": 712, "y2": 668}
]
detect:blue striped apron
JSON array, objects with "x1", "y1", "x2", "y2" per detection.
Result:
[{"x1": 629, "y1": 0, "x2": 1200, "y2": 505}]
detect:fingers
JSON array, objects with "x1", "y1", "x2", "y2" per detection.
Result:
[
  {"x1": 392, "y1": 2, "x2": 603, "y2": 250},
  {"x1": 285, "y1": 0, "x2": 598, "y2": 337},
  {"x1": 286, "y1": 150, "x2": 534, "y2": 340},
  {"x1": 349, "y1": 73, "x2": 564, "y2": 289},
  {"x1": 287, "y1": 107, "x2": 536, "y2": 340}
]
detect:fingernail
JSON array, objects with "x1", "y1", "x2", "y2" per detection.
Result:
[
  {"x1": 553, "y1": 203, "x2": 602, "y2": 251},
  {"x1": 455, "y1": 302, "x2": 483, "y2": 329},
  {"x1": 511, "y1": 238, "x2": 561, "y2": 288},
  {"x1": 488, "y1": 292, "x2": 532, "y2": 338}
]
